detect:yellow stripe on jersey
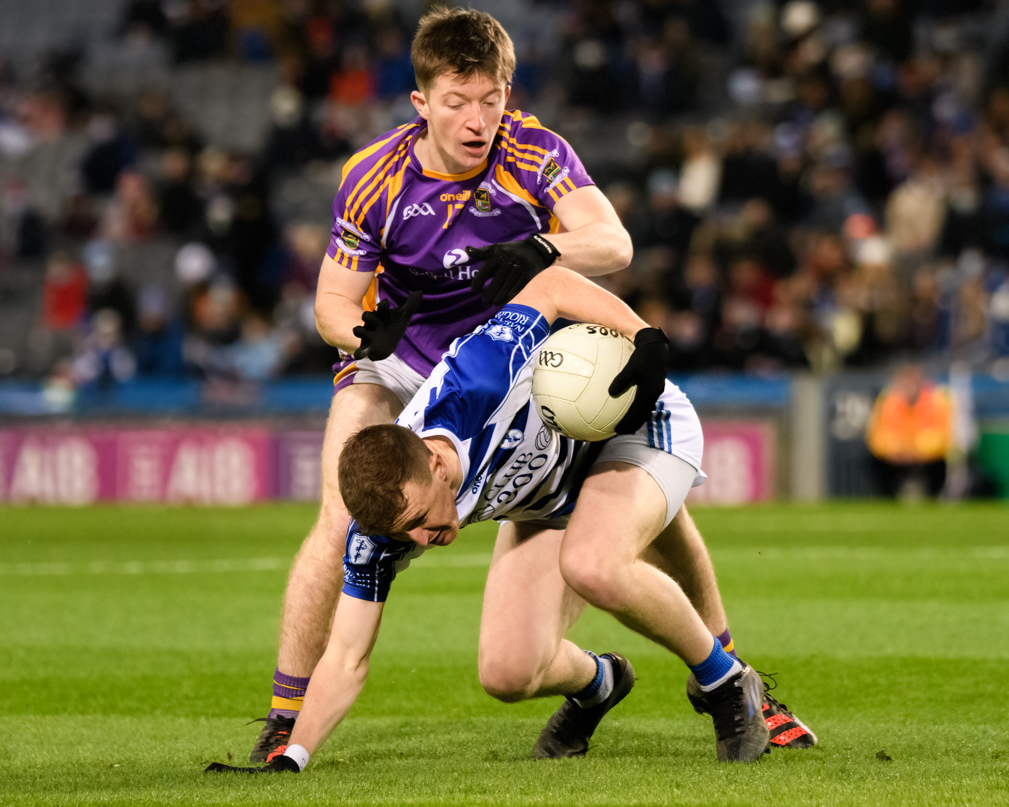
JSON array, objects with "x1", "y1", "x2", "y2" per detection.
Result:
[
  {"x1": 501, "y1": 132, "x2": 550, "y2": 160},
  {"x1": 385, "y1": 159, "x2": 412, "y2": 218},
  {"x1": 347, "y1": 141, "x2": 411, "y2": 225},
  {"x1": 340, "y1": 123, "x2": 417, "y2": 184},
  {"x1": 494, "y1": 164, "x2": 543, "y2": 208},
  {"x1": 500, "y1": 142, "x2": 542, "y2": 173}
]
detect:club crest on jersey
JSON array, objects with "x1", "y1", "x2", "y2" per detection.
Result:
[
  {"x1": 538, "y1": 151, "x2": 570, "y2": 192},
  {"x1": 486, "y1": 324, "x2": 514, "y2": 342},
  {"x1": 341, "y1": 228, "x2": 360, "y2": 249},
  {"x1": 335, "y1": 219, "x2": 369, "y2": 256},
  {"x1": 348, "y1": 532, "x2": 375, "y2": 565},
  {"x1": 502, "y1": 429, "x2": 524, "y2": 449},
  {"x1": 470, "y1": 185, "x2": 501, "y2": 218}
]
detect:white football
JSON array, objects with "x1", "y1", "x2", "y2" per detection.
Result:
[{"x1": 531, "y1": 323, "x2": 636, "y2": 441}]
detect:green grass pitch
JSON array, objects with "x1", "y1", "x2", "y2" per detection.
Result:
[{"x1": 2, "y1": 502, "x2": 1007, "y2": 806}]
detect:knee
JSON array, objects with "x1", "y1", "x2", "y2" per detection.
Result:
[
  {"x1": 558, "y1": 546, "x2": 626, "y2": 613},
  {"x1": 478, "y1": 655, "x2": 538, "y2": 703}
]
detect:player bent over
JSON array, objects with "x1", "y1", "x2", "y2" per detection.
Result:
[
  {"x1": 207, "y1": 268, "x2": 813, "y2": 775},
  {"x1": 250, "y1": 6, "x2": 635, "y2": 760}
]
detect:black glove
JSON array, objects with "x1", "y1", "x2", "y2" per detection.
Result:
[
  {"x1": 352, "y1": 290, "x2": 423, "y2": 361},
  {"x1": 466, "y1": 233, "x2": 560, "y2": 305},
  {"x1": 205, "y1": 754, "x2": 301, "y2": 774},
  {"x1": 608, "y1": 327, "x2": 670, "y2": 435}
]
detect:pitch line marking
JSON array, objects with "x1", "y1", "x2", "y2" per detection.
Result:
[{"x1": 0, "y1": 553, "x2": 494, "y2": 577}]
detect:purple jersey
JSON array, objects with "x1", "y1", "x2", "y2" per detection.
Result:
[{"x1": 326, "y1": 110, "x2": 594, "y2": 375}]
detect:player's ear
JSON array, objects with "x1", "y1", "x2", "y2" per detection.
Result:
[
  {"x1": 411, "y1": 89, "x2": 429, "y2": 120},
  {"x1": 429, "y1": 450, "x2": 449, "y2": 482},
  {"x1": 504, "y1": 84, "x2": 511, "y2": 105}
]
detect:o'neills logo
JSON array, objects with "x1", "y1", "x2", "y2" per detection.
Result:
[{"x1": 475, "y1": 188, "x2": 491, "y2": 212}]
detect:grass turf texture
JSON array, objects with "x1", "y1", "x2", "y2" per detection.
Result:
[{"x1": 1, "y1": 503, "x2": 1007, "y2": 806}]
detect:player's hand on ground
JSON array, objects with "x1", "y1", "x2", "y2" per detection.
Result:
[
  {"x1": 608, "y1": 327, "x2": 670, "y2": 434},
  {"x1": 352, "y1": 290, "x2": 423, "y2": 361},
  {"x1": 466, "y1": 234, "x2": 560, "y2": 305},
  {"x1": 205, "y1": 754, "x2": 301, "y2": 774}
]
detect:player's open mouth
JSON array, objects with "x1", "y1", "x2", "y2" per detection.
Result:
[{"x1": 462, "y1": 140, "x2": 486, "y2": 156}]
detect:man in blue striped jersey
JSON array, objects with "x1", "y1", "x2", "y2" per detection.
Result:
[{"x1": 205, "y1": 266, "x2": 818, "y2": 776}]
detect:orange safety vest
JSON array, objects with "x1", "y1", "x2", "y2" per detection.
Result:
[{"x1": 866, "y1": 383, "x2": 952, "y2": 463}]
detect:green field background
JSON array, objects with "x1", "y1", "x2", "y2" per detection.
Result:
[{"x1": 1, "y1": 503, "x2": 1006, "y2": 806}]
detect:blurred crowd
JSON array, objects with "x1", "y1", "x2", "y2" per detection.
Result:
[{"x1": 3, "y1": 0, "x2": 1009, "y2": 392}]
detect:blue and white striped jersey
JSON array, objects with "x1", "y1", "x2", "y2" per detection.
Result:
[{"x1": 341, "y1": 303, "x2": 702, "y2": 602}]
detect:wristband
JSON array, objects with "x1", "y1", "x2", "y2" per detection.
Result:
[
  {"x1": 526, "y1": 233, "x2": 560, "y2": 267},
  {"x1": 283, "y1": 744, "x2": 310, "y2": 771}
]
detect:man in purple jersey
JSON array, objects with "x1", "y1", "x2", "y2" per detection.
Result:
[
  {"x1": 248, "y1": 6, "x2": 811, "y2": 763},
  {"x1": 249, "y1": 6, "x2": 634, "y2": 762}
]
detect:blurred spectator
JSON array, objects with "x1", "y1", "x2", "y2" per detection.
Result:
[
  {"x1": 227, "y1": 311, "x2": 291, "y2": 380},
  {"x1": 118, "y1": 0, "x2": 170, "y2": 43},
  {"x1": 865, "y1": 363, "x2": 952, "y2": 499},
  {"x1": 80, "y1": 102, "x2": 138, "y2": 195},
  {"x1": 83, "y1": 241, "x2": 136, "y2": 339},
  {"x1": 156, "y1": 148, "x2": 203, "y2": 236},
  {"x1": 99, "y1": 170, "x2": 159, "y2": 243},
  {"x1": 72, "y1": 309, "x2": 136, "y2": 391},
  {"x1": 42, "y1": 250, "x2": 88, "y2": 332},
  {"x1": 168, "y1": 0, "x2": 229, "y2": 65},
  {"x1": 135, "y1": 286, "x2": 186, "y2": 377},
  {"x1": 1, "y1": 176, "x2": 48, "y2": 259}
]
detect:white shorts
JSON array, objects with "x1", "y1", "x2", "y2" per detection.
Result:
[
  {"x1": 333, "y1": 353, "x2": 427, "y2": 408},
  {"x1": 595, "y1": 380, "x2": 707, "y2": 528}
]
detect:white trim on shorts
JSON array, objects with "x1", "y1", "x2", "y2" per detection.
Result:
[
  {"x1": 340, "y1": 354, "x2": 427, "y2": 408},
  {"x1": 594, "y1": 380, "x2": 707, "y2": 528}
]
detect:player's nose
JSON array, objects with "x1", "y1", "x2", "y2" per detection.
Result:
[
  {"x1": 409, "y1": 528, "x2": 431, "y2": 546},
  {"x1": 465, "y1": 103, "x2": 484, "y2": 131}
]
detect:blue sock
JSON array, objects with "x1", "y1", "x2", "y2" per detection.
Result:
[
  {"x1": 572, "y1": 651, "x2": 614, "y2": 707},
  {"x1": 689, "y1": 636, "x2": 742, "y2": 691}
]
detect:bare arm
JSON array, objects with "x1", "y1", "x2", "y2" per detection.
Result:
[
  {"x1": 314, "y1": 254, "x2": 376, "y2": 352},
  {"x1": 543, "y1": 185, "x2": 633, "y2": 277},
  {"x1": 287, "y1": 594, "x2": 385, "y2": 757},
  {"x1": 511, "y1": 266, "x2": 649, "y2": 341}
]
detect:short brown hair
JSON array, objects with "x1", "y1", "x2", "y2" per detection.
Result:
[
  {"x1": 339, "y1": 424, "x2": 432, "y2": 535},
  {"x1": 411, "y1": 6, "x2": 515, "y2": 93}
]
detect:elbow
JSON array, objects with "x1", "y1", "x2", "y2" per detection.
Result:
[
  {"x1": 598, "y1": 225, "x2": 632, "y2": 274},
  {"x1": 612, "y1": 232, "x2": 633, "y2": 272}
]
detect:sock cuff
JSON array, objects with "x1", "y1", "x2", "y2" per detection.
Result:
[
  {"x1": 716, "y1": 629, "x2": 736, "y2": 658},
  {"x1": 274, "y1": 668, "x2": 311, "y2": 692},
  {"x1": 690, "y1": 636, "x2": 742, "y2": 691}
]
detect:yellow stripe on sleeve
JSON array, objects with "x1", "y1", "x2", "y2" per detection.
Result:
[
  {"x1": 348, "y1": 142, "x2": 410, "y2": 225},
  {"x1": 494, "y1": 165, "x2": 543, "y2": 208},
  {"x1": 340, "y1": 124, "x2": 417, "y2": 184}
]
